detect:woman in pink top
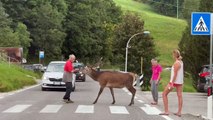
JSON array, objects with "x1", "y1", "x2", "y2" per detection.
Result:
[{"x1": 150, "y1": 58, "x2": 162, "y2": 105}]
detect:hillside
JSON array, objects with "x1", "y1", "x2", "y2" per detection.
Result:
[
  {"x1": 113, "y1": 0, "x2": 187, "y2": 66},
  {"x1": 0, "y1": 62, "x2": 39, "y2": 92}
]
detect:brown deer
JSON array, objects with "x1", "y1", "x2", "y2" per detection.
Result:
[{"x1": 83, "y1": 67, "x2": 136, "y2": 106}]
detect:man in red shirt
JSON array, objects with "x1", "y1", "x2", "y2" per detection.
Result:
[{"x1": 62, "y1": 54, "x2": 76, "y2": 103}]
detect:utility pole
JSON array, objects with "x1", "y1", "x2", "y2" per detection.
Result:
[{"x1": 177, "y1": 0, "x2": 179, "y2": 19}]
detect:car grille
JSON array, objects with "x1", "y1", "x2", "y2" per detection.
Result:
[{"x1": 49, "y1": 78, "x2": 62, "y2": 82}]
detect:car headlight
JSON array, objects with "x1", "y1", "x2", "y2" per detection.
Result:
[{"x1": 42, "y1": 76, "x2": 49, "y2": 80}]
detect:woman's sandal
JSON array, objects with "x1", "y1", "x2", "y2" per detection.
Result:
[
  {"x1": 159, "y1": 113, "x2": 169, "y2": 116},
  {"x1": 174, "y1": 113, "x2": 181, "y2": 117}
]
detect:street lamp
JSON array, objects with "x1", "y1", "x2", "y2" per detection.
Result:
[{"x1": 125, "y1": 31, "x2": 150, "y2": 72}]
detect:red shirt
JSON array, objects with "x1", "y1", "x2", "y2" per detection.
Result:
[{"x1": 64, "y1": 60, "x2": 74, "y2": 72}]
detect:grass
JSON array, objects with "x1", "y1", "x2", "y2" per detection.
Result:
[
  {"x1": 113, "y1": 0, "x2": 187, "y2": 66},
  {"x1": 114, "y1": 0, "x2": 196, "y2": 92},
  {"x1": 159, "y1": 70, "x2": 196, "y2": 92},
  {"x1": 0, "y1": 62, "x2": 39, "y2": 92}
]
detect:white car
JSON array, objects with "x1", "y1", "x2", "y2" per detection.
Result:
[{"x1": 41, "y1": 61, "x2": 76, "y2": 91}]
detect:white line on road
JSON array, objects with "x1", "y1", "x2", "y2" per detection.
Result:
[
  {"x1": 3, "y1": 104, "x2": 32, "y2": 113},
  {"x1": 75, "y1": 105, "x2": 94, "y2": 113},
  {"x1": 109, "y1": 106, "x2": 129, "y2": 114},
  {"x1": 137, "y1": 100, "x2": 144, "y2": 103},
  {"x1": 162, "y1": 116, "x2": 174, "y2": 120},
  {"x1": 144, "y1": 104, "x2": 151, "y2": 107},
  {"x1": 122, "y1": 88, "x2": 129, "y2": 92},
  {"x1": 140, "y1": 105, "x2": 161, "y2": 115},
  {"x1": 0, "y1": 84, "x2": 41, "y2": 100},
  {"x1": 40, "y1": 105, "x2": 62, "y2": 113}
]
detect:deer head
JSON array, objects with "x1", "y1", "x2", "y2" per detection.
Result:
[{"x1": 81, "y1": 66, "x2": 93, "y2": 75}]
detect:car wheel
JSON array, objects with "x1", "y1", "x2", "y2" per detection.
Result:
[{"x1": 41, "y1": 87, "x2": 46, "y2": 91}]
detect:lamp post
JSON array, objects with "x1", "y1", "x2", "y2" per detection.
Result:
[{"x1": 125, "y1": 31, "x2": 150, "y2": 72}]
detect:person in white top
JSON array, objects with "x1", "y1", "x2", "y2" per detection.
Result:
[{"x1": 159, "y1": 49, "x2": 184, "y2": 117}]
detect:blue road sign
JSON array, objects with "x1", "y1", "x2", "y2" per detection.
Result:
[
  {"x1": 39, "y1": 51, "x2": 44, "y2": 59},
  {"x1": 191, "y1": 12, "x2": 211, "y2": 35}
]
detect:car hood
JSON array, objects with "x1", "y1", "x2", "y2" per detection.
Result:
[{"x1": 43, "y1": 72, "x2": 63, "y2": 78}]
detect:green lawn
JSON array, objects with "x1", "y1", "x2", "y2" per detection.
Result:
[
  {"x1": 114, "y1": 0, "x2": 187, "y2": 66},
  {"x1": 114, "y1": 0, "x2": 196, "y2": 92},
  {"x1": 0, "y1": 62, "x2": 39, "y2": 92}
]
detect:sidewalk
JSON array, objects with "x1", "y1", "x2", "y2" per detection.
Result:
[{"x1": 136, "y1": 88, "x2": 212, "y2": 120}]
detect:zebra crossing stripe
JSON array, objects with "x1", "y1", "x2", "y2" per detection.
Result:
[
  {"x1": 140, "y1": 105, "x2": 161, "y2": 115},
  {"x1": 3, "y1": 104, "x2": 32, "y2": 113},
  {"x1": 137, "y1": 100, "x2": 144, "y2": 103},
  {"x1": 75, "y1": 105, "x2": 94, "y2": 113},
  {"x1": 109, "y1": 106, "x2": 129, "y2": 114},
  {"x1": 40, "y1": 105, "x2": 62, "y2": 113},
  {"x1": 162, "y1": 116, "x2": 174, "y2": 120}
]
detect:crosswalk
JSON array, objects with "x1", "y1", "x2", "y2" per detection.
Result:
[
  {"x1": 1, "y1": 104, "x2": 172, "y2": 118},
  {"x1": 2, "y1": 104, "x2": 133, "y2": 114},
  {"x1": 0, "y1": 102, "x2": 174, "y2": 120}
]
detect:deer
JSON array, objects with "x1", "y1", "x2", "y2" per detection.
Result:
[{"x1": 82, "y1": 66, "x2": 136, "y2": 106}]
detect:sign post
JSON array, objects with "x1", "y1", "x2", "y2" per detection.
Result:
[
  {"x1": 39, "y1": 51, "x2": 44, "y2": 64},
  {"x1": 191, "y1": 12, "x2": 212, "y2": 120}
]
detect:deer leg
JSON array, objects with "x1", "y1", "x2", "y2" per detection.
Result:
[
  {"x1": 109, "y1": 87, "x2": 115, "y2": 104},
  {"x1": 127, "y1": 87, "x2": 136, "y2": 106},
  {"x1": 93, "y1": 87, "x2": 104, "y2": 104}
]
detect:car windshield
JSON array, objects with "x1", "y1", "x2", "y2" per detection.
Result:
[
  {"x1": 73, "y1": 63, "x2": 84, "y2": 69},
  {"x1": 46, "y1": 63, "x2": 65, "y2": 72}
]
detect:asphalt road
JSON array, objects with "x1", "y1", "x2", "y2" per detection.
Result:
[{"x1": 0, "y1": 75, "x2": 207, "y2": 120}]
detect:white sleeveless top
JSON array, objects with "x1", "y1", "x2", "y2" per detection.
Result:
[{"x1": 170, "y1": 60, "x2": 184, "y2": 84}]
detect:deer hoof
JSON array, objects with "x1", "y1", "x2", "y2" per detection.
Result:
[
  {"x1": 128, "y1": 102, "x2": 134, "y2": 106},
  {"x1": 93, "y1": 101, "x2": 97, "y2": 104},
  {"x1": 111, "y1": 101, "x2": 115, "y2": 104}
]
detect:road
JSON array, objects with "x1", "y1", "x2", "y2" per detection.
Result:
[{"x1": 0, "y1": 76, "x2": 207, "y2": 120}]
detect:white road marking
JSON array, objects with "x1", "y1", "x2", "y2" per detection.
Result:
[
  {"x1": 109, "y1": 106, "x2": 129, "y2": 114},
  {"x1": 75, "y1": 105, "x2": 94, "y2": 113},
  {"x1": 3, "y1": 104, "x2": 32, "y2": 113},
  {"x1": 144, "y1": 104, "x2": 151, "y2": 107},
  {"x1": 162, "y1": 116, "x2": 174, "y2": 120},
  {"x1": 122, "y1": 88, "x2": 129, "y2": 92},
  {"x1": 140, "y1": 105, "x2": 161, "y2": 115},
  {"x1": 0, "y1": 84, "x2": 41, "y2": 100},
  {"x1": 40, "y1": 105, "x2": 62, "y2": 113},
  {"x1": 137, "y1": 100, "x2": 144, "y2": 103}
]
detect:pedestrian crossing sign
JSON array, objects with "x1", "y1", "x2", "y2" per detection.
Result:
[{"x1": 191, "y1": 12, "x2": 212, "y2": 35}]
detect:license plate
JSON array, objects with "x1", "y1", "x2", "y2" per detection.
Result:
[{"x1": 54, "y1": 82, "x2": 60, "y2": 85}]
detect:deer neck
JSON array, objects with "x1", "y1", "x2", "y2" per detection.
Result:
[{"x1": 88, "y1": 69, "x2": 100, "y2": 81}]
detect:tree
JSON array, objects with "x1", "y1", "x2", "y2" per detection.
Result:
[
  {"x1": 23, "y1": 0, "x2": 67, "y2": 60},
  {"x1": 14, "y1": 22, "x2": 32, "y2": 57},
  {"x1": 0, "y1": 1, "x2": 19, "y2": 47},
  {"x1": 138, "y1": 0, "x2": 184, "y2": 18},
  {"x1": 62, "y1": 0, "x2": 122, "y2": 63},
  {"x1": 113, "y1": 13, "x2": 157, "y2": 90},
  {"x1": 179, "y1": 0, "x2": 213, "y2": 88}
]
